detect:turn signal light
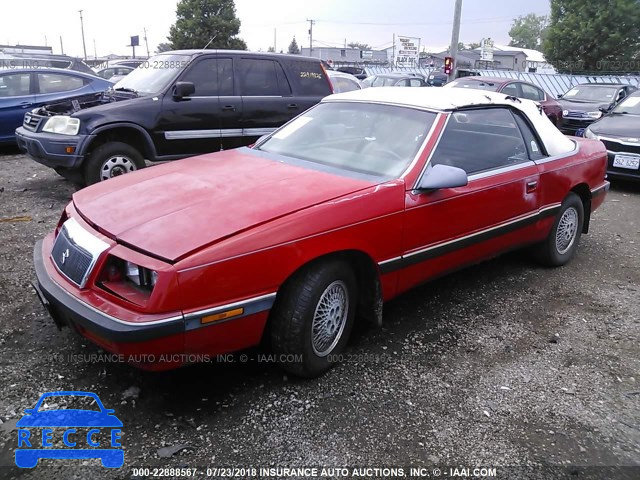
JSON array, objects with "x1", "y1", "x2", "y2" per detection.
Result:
[{"x1": 201, "y1": 308, "x2": 244, "y2": 324}]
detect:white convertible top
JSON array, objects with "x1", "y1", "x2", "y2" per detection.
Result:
[{"x1": 323, "y1": 87, "x2": 576, "y2": 156}]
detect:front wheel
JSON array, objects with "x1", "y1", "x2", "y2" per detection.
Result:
[
  {"x1": 533, "y1": 192, "x2": 584, "y2": 266},
  {"x1": 83, "y1": 141, "x2": 145, "y2": 185},
  {"x1": 270, "y1": 260, "x2": 357, "y2": 378}
]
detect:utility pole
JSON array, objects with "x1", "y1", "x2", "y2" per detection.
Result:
[
  {"x1": 274, "y1": 28, "x2": 276, "y2": 52},
  {"x1": 93, "y1": 39, "x2": 97, "y2": 60},
  {"x1": 59, "y1": 36, "x2": 64, "y2": 55},
  {"x1": 78, "y1": 10, "x2": 87, "y2": 61},
  {"x1": 307, "y1": 19, "x2": 315, "y2": 57},
  {"x1": 143, "y1": 28, "x2": 150, "y2": 58},
  {"x1": 392, "y1": 33, "x2": 396, "y2": 67},
  {"x1": 448, "y1": 0, "x2": 463, "y2": 81}
]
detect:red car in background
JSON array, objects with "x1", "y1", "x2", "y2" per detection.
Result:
[
  {"x1": 33, "y1": 88, "x2": 608, "y2": 378},
  {"x1": 445, "y1": 76, "x2": 564, "y2": 127}
]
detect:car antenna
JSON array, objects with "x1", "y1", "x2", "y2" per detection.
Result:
[{"x1": 201, "y1": 35, "x2": 218, "y2": 51}]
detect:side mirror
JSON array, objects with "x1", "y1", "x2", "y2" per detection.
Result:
[
  {"x1": 416, "y1": 164, "x2": 468, "y2": 191},
  {"x1": 599, "y1": 106, "x2": 609, "y2": 113},
  {"x1": 172, "y1": 81, "x2": 195, "y2": 100},
  {"x1": 557, "y1": 93, "x2": 564, "y2": 99},
  {"x1": 24, "y1": 408, "x2": 36, "y2": 415}
]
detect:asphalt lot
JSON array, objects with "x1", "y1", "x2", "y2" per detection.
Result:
[{"x1": 0, "y1": 148, "x2": 639, "y2": 480}]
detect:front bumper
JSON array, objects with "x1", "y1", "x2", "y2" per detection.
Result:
[
  {"x1": 15, "y1": 127, "x2": 94, "y2": 169},
  {"x1": 606, "y1": 152, "x2": 640, "y2": 182},
  {"x1": 33, "y1": 239, "x2": 270, "y2": 369},
  {"x1": 34, "y1": 239, "x2": 184, "y2": 344}
]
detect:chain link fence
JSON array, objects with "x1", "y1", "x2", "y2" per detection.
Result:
[{"x1": 355, "y1": 65, "x2": 640, "y2": 98}]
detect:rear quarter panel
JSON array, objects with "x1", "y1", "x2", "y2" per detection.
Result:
[{"x1": 536, "y1": 137, "x2": 608, "y2": 227}]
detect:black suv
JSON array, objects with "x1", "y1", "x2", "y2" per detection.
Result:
[{"x1": 15, "y1": 50, "x2": 333, "y2": 184}]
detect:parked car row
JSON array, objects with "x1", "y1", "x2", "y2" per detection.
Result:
[{"x1": 5, "y1": 50, "x2": 639, "y2": 184}]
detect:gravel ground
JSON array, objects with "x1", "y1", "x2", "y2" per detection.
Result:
[{"x1": 0, "y1": 149, "x2": 638, "y2": 480}]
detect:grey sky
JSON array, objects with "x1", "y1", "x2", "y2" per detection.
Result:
[{"x1": 2, "y1": 0, "x2": 550, "y2": 58}]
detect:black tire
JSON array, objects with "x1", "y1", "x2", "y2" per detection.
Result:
[
  {"x1": 533, "y1": 192, "x2": 584, "y2": 266},
  {"x1": 83, "y1": 141, "x2": 145, "y2": 185},
  {"x1": 54, "y1": 167, "x2": 84, "y2": 186},
  {"x1": 270, "y1": 260, "x2": 357, "y2": 378}
]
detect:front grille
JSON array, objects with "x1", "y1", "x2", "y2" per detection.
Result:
[
  {"x1": 51, "y1": 228, "x2": 94, "y2": 287},
  {"x1": 22, "y1": 112, "x2": 43, "y2": 132},
  {"x1": 601, "y1": 139, "x2": 640, "y2": 155},
  {"x1": 562, "y1": 118, "x2": 592, "y2": 130}
]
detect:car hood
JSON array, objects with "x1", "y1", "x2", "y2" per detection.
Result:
[
  {"x1": 589, "y1": 114, "x2": 640, "y2": 138},
  {"x1": 73, "y1": 148, "x2": 375, "y2": 262},
  {"x1": 558, "y1": 99, "x2": 611, "y2": 112}
]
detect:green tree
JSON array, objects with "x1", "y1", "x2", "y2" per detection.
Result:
[
  {"x1": 544, "y1": 0, "x2": 640, "y2": 72},
  {"x1": 267, "y1": 46, "x2": 275, "y2": 52},
  {"x1": 288, "y1": 37, "x2": 300, "y2": 54},
  {"x1": 466, "y1": 42, "x2": 481, "y2": 50},
  {"x1": 168, "y1": 0, "x2": 247, "y2": 50},
  {"x1": 445, "y1": 42, "x2": 466, "y2": 53},
  {"x1": 155, "y1": 42, "x2": 173, "y2": 53},
  {"x1": 347, "y1": 42, "x2": 371, "y2": 50},
  {"x1": 509, "y1": 13, "x2": 547, "y2": 49}
]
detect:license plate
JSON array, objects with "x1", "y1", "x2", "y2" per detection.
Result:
[{"x1": 613, "y1": 154, "x2": 640, "y2": 170}]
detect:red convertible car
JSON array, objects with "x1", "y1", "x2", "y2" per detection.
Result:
[{"x1": 34, "y1": 88, "x2": 609, "y2": 378}]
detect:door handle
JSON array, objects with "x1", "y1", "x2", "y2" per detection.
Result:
[
  {"x1": 526, "y1": 181, "x2": 538, "y2": 193},
  {"x1": 20, "y1": 102, "x2": 33, "y2": 108},
  {"x1": 287, "y1": 103, "x2": 298, "y2": 109},
  {"x1": 221, "y1": 105, "x2": 235, "y2": 111}
]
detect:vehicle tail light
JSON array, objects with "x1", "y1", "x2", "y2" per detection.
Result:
[{"x1": 321, "y1": 63, "x2": 334, "y2": 93}]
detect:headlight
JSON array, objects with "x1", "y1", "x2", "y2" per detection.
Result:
[
  {"x1": 586, "y1": 111, "x2": 603, "y2": 119},
  {"x1": 584, "y1": 128, "x2": 597, "y2": 139},
  {"x1": 562, "y1": 110, "x2": 568, "y2": 117},
  {"x1": 42, "y1": 116, "x2": 80, "y2": 135},
  {"x1": 125, "y1": 261, "x2": 158, "y2": 288}
]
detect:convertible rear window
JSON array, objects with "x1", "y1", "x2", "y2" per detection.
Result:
[{"x1": 257, "y1": 102, "x2": 437, "y2": 177}]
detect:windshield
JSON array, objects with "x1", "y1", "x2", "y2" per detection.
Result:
[
  {"x1": 612, "y1": 95, "x2": 640, "y2": 114},
  {"x1": 447, "y1": 79, "x2": 498, "y2": 91},
  {"x1": 112, "y1": 54, "x2": 191, "y2": 95},
  {"x1": 372, "y1": 76, "x2": 401, "y2": 87},
  {"x1": 563, "y1": 86, "x2": 618, "y2": 102},
  {"x1": 257, "y1": 102, "x2": 437, "y2": 177}
]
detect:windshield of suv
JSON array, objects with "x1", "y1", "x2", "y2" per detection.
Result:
[
  {"x1": 371, "y1": 76, "x2": 401, "y2": 87},
  {"x1": 563, "y1": 86, "x2": 618, "y2": 102},
  {"x1": 612, "y1": 95, "x2": 640, "y2": 114},
  {"x1": 113, "y1": 54, "x2": 192, "y2": 95},
  {"x1": 447, "y1": 79, "x2": 498, "y2": 91},
  {"x1": 257, "y1": 102, "x2": 437, "y2": 178}
]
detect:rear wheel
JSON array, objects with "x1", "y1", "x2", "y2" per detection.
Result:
[
  {"x1": 270, "y1": 260, "x2": 357, "y2": 378},
  {"x1": 83, "y1": 141, "x2": 145, "y2": 185},
  {"x1": 533, "y1": 192, "x2": 584, "y2": 266}
]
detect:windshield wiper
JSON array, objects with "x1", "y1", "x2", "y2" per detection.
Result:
[{"x1": 114, "y1": 87, "x2": 138, "y2": 95}]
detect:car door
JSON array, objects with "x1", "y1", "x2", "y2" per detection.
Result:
[
  {"x1": 237, "y1": 57, "x2": 295, "y2": 147},
  {"x1": 398, "y1": 107, "x2": 541, "y2": 293},
  {"x1": 0, "y1": 71, "x2": 34, "y2": 142},
  {"x1": 157, "y1": 56, "x2": 233, "y2": 156}
]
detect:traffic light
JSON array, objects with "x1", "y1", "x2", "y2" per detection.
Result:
[{"x1": 444, "y1": 56, "x2": 453, "y2": 75}]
